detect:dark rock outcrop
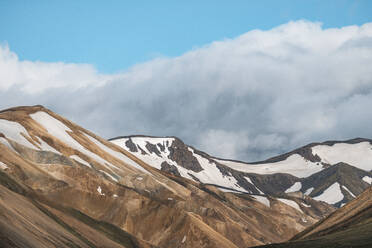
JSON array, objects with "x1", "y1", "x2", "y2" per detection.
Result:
[
  {"x1": 168, "y1": 138, "x2": 203, "y2": 172},
  {"x1": 125, "y1": 139, "x2": 138, "y2": 153},
  {"x1": 160, "y1": 161, "x2": 181, "y2": 177}
]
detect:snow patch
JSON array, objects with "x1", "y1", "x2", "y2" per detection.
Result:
[
  {"x1": 285, "y1": 182, "x2": 302, "y2": 193},
  {"x1": 304, "y1": 187, "x2": 314, "y2": 195},
  {"x1": 0, "y1": 137, "x2": 15, "y2": 151},
  {"x1": 187, "y1": 148, "x2": 247, "y2": 192},
  {"x1": 301, "y1": 203, "x2": 311, "y2": 208},
  {"x1": 31, "y1": 111, "x2": 121, "y2": 173},
  {"x1": 312, "y1": 142, "x2": 372, "y2": 172},
  {"x1": 313, "y1": 182, "x2": 344, "y2": 204},
  {"x1": 0, "y1": 161, "x2": 8, "y2": 170},
  {"x1": 112, "y1": 138, "x2": 177, "y2": 175},
  {"x1": 182, "y1": 235, "x2": 187, "y2": 243},
  {"x1": 253, "y1": 195, "x2": 270, "y2": 207},
  {"x1": 113, "y1": 137, "x2": 250, "y2": 192},
  {"x1": 217, "y1": 154, "x2": 323, "y2": 178},
  {"x1": 99, "y1": 170, "x2": 119, "y2": 182},
  {"x1": 36, "y1": 137, "x2": 61, "y2": 154},
  {"x1": 278, "y1": 199, "x2": 303, "y2": 213},
  {"x1": 0, "y1": 119, "x2": 38, "y2": 149},
  {"x1": 218, "y1": 141, "x2": 372, "y2": 178},
  {"x1": 218, "y1": 187, "x2": 242, "y2": 193},
  {"x1": 362, "y1": 176, "x2": 372, "y2": 184},
  {"x1": 244, "y1": 176, "x2": 263, "y2": 194},
  {"x1": 84, "y1": 134, "x2": 149, "y2": 174},
  {"x1": 342, "y1": 185, "x2": 355, "y2": 198},
  {"x1": 70, "y1": 155, "x2": 91, "y2": 168},
  {"x1": 97, "y1": 186, "x2": 105, "y2": 196},
  {"x1": 244, "y1": 176, "x2": 253, "y2": 185}
]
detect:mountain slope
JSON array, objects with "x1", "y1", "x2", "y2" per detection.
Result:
[
  {"x1": 0, "y1": 170, "x2": 153, "y2": 248},
  {"x1": 0, "y1": 105, "x2": 334, "y2": 248},
  {"x1": 110, "y1": 136, "x2": 372, "y2": 207},
  {"x1": 253, "y1": 186, "x2": 372, "y2": 248}
]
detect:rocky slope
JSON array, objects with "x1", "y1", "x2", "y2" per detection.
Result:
[
  {"x1": 254, "y1": 186, "x2": 372, "y2": 248},
  {"x1": 0, "y1": 105, "x2": 334, "y2": 248},
  {"x1": 0, "y1": 170, "x2": 154, "y2": 248},
  {"x1": 110, "y1": 136, "x2": 372, "y2": 207}
]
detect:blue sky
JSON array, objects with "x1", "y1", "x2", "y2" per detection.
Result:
[{"x1": 1, "y1": 0, "x2": 371, "y2": 73}]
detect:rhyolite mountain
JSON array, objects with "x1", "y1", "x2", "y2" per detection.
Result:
[
  {"x1": 0, "y1": 105, "x2": 335, "y2": 248},
  {"x1": 110, "y1": 136, "x2": 372, "y2": 207},
  {"x1": 254, "y1": 185, "x2": 372, "y2": 248}
]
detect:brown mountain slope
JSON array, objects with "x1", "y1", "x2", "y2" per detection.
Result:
[
  {"x1": 0, "y1": 105, "x2": 334, "y2": 247},
  {"x1": 0, "y1": 170, "x2": 154, "y2": 248},
  {"x1": 254, "y1": 186, "x2": 372, "y2": 248}
]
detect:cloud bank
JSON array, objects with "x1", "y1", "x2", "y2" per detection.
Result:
[{"x1": 1, "y1": 20, "x2": 372, "y2": 161}]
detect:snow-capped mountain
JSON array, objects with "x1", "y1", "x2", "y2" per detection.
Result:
[
  {"x1": 0, "y1": 105, "x2": 334, "y2": 248},
  {"x1": 110, "y1": 136, "x2": 372, "y2": 207}
]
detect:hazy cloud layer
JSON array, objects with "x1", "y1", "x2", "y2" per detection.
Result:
[{"x1": 1, "y1": 21, "x2": 372, "y2": 161}]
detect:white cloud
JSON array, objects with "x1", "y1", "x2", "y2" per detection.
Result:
[
  {"x1": 0, "y1": 44, "x2": 116, "y2": 93},
  {"x1": 198, "y1": 129, "x2": 250, "y2": 159},
  {"x1": 0, "y1": 20, "x2": 372, "y2": 161}
]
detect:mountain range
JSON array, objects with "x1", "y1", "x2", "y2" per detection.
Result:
[
  {"x1": 110, "y1": 135, "x2": 372, "y2": 207},
  {"x1": 0, "y1": 105, "x2": 370, "y2": 247}
]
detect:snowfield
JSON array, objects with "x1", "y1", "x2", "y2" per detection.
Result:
[
  {"x1": 30, "y1": 112, "x2": 121, "y2": 171},
  {"x1": 313, "y1": 182, "x2": 344, "y2": 204},
  {"x1": 216, "y1": 154, "x2": 324, "y2": 178},
  {"x1": 112, "y1": 136, "x2": 372, "y2": 204},
  {"x1": 30, "y1": 111, "x2": 151, "y2": 181},
  {"x1": 217, "y1": 142, "x2": 372, "y2": 179},
  {"x1": 112, "y1": 137, "x2": 248, "y2": 192},
  {"x1": 311, "y1": 142, "x2": 372, "y2": 171},
  {"x1": 188, "y1": 148, "x2": 248, "y2": 192},
  {"x1": 111, "y1": 137, "x2": 175, "y2": 171},
  {"x1": 84, "y1": 133, "x2": 149, "y2": 174},
  {"x1": 0, "y1": 119, "x2": 38, "y2": 149}
]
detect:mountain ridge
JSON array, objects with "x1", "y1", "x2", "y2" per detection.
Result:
[
  {"x1": 0, "y1": 105, "x2": 334, "y2": 248},
  {"x1": 111, "y1": 135, "x2": 372, "y2": 207},
  {"x1": 111, "y1": 135, "x2": 372, "y2": 165}
]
